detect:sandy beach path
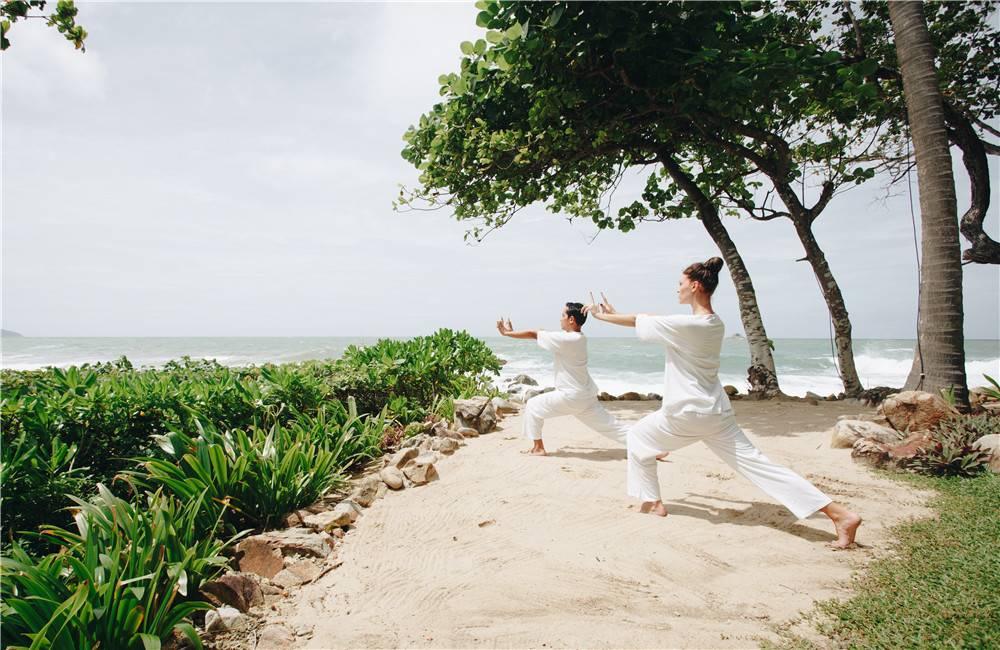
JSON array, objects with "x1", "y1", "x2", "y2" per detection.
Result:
[{"x1": 273, "y1": 401, "x2": 932, "y2": 649}]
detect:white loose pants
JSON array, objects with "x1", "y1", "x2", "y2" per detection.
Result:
[
  {"x1": 627, "y1": 410, "x2": 831, "y2": 520},
  {"x1": 523, "y1": 390, "x2": 629, "y2": 444}
]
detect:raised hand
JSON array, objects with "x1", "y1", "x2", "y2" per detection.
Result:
[{"x1": 600, "y1": 291, "x2": 617, "y2": 314}]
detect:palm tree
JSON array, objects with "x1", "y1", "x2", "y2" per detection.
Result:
[{"x1": 887, "y1": 1, "x2": 968, "y2": 406}]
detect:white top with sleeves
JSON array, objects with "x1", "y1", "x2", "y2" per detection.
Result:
[
  {"x1": 536, "y1": 330, "x2": 600, "y2": 399},
  {"x1": 635, "y1": 313, "x2": 733, "y2": 416}
]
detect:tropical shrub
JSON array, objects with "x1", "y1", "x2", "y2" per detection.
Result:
[
  {"x1": 904, "y1": 415, "x2": 998, "y2": 478},
  {"x1": 127, "y1": 420, "x2": 345, "y2": 532},
  {"x1": 0, "y1": 485, "x2": 234, "y2": 650}
]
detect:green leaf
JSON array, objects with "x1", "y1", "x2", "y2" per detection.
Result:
[
  {"x1": 476, "y1": 11, "x2": 491, "y2": 28},
  {"x1": 505, "y1": 23, "x2": 523, "y2": 40},
  {"x1": 485, "y1": 30, "x2": 503, "y2": 44},
  {"x1": 460, "y1": 41, "x2": 475, "y2": 56}
]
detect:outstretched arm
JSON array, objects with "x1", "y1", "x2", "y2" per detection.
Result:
[{"x1": 496, "y1": 318, "x2": 538, "y2": 340}]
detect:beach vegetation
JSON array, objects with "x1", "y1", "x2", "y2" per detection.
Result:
[{"x1": 903, "y1": 415, "x2": 998, "y2": 479}]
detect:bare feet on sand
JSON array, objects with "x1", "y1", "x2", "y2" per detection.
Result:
[
  {"x1": 522, "y1": 441, "x2": 547, "y2": 456},
  {"x1": 821, "y1": 503, "x2": 862, "y2": 549},
  {"x1": 639, "y1": 500, "x2": 668, "y2": 517}
]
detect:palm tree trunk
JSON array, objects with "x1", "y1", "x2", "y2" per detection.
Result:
[
  {"x1": 888, "y1": 1, "x2": 968, "y2": 406},
  {"x1": 788, "y1": 216, "x2": 864, "y2": 395},
  {"x1": 659, "y1": 152, "x2": 782, "y2": 396}
]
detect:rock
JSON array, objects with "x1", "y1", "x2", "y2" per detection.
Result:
[
  {"x1": 282, "y1": 509, "x2": 312, "y2": 528},
  {"x1": 523, "y1": 388, "x2": 542, "y2": 401},
  {"x1": 349, "y1": 476, "x2": 383, "y2": 508},
  {"x1": 805, "y1": 397, "x2": 819, "y2": 406},
  {"x1": 805, "y1": 391, "x2": 824, "y2": 401},
  {"x1": 436, "y1": 428, "x2": 466, "y2": 441},
  {"x1": 330, "y1": 502, "x2": 359, "y2": 525},
  {"x1": 830, "y1": 420, "x2": 903, "y2": 449},
  {"x1": 454, "y1": 397, "x2": 498, "y2": 434},
  {"x1": 491, "y1": 397, "x2": 518, "y2": 414},
  {"x1": 256, "y1": 625, "x2": 297, "y2": 649},
  {"x1": 598, "y1": 392, "x2": 617, "y2": 401},
  {"x1": 851, "y1": 437, "x2": 891, "y2": 468},
  {"x1": 292, "y1": 621, "x2": 313, "y2": 637},
  {"x1": 303, "y1": 509, "x2": 352, "y2": 532},
  {"x1": 400, "y1": 434, "x2": 429, "y2": 450},
  {"x1": 645, "y1": 393, "x2": 662, "y2": 401},
  {"x1": 457, "y1": 426, "x2": 479, "y2": 438},
  {"x1": 724, "y1": 385, "x2": 739, "y2": 397},
  {"x1": 200, "y1": 573, "x2": 264, "y2": 613},
  {"x1": 618, "y1": 391, "x2": 643, "y2": 401},
  {"x1": 879, "y1": 391, "x2": 959, "y2": 432},
  {"x1": 204, "y1": 606, "x2": 248, "y2": 634},
  {"x1": 235, "y1": 537, "x2": 284, "y2": 579},
  {"x1": 430, "y1": 437, "x2": 460, "y2": 455},
  {"x1": 380, "y1": 466, "x2": 405, "y2": 490},
  {"x1": 284, "y1": 559, "x2": 322, "y2": 583},
  {"x1": 507, "y1": 374, "x2": 538, "y2": 386},
  {"x1": 389, "y1": 447, "x2": 420, "y2": 468},
  {"x1": 973, "y1": 434, "x2": 1000, "y2": 472},
  {"x1": 270, "y1": 568, "x2": 307, "y2": 589},
  {"x1": 403, "y1": 453, "x2": 440, "y2": 485},
  {"x1": 887, "y1": 431, "x2": 935, "y2": 461}
]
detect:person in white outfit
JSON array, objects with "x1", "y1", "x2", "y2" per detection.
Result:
[
  {"x1": 585, "y1": 258, "x2": 863, "y2": 548},
  {"x1": 496, "y1": 302, "x2": 631, "y2": 456}
]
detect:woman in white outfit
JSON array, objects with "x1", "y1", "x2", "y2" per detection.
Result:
[
  {"x1": 497, "y1": 302, "x2": 630, "y2": 456},
  {"x1": 585, "y1": 258, "x2": 862, "y2": 548}
]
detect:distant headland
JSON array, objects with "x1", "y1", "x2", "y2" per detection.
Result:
[{"x1": 1, "y1": 329, "x2": 24, "y2": 337}]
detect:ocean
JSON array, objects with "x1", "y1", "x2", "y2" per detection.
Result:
[{"x1": 2, "y1": 336, "x2": 998, "y2": 398}]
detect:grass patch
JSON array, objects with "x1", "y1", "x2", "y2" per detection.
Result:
[{"x1": 776, "y1": 471, "x2": 1000, "y2": 648}]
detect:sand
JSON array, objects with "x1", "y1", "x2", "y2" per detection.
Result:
[{"x1": 269, "y1": 401, "x2": 934, "y2": 649}]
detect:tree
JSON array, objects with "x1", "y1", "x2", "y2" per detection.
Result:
[
  {"x1": 399, "y1": 2, "x2": 790, "y2": 394},
  {"x1": 1, "y1": 0, "x2": 87, "y2": 51},
  {"x1": 887, "y1": 1, "x2": 968, "y2": 405}
]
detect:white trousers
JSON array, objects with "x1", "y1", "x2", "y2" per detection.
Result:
[
  {"x1": 627, "y1": 410, "x2": 831, "y2": 520},
  {"x1": 523, "y1": 391, "x2": 629, "y2": 444}
]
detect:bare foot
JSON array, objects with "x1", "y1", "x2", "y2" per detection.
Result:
[
  {"x1": 521, "y1": 441, "x2": 547, "y2": 456},
  {"x1": 821, "y1": 503, "x2": 862, "y2": 549},
  {"x1": 638, "y1": 500, "x2": 668, "y2": 517},
  {"x1": 656, "y1": 452, "x2": 670, "y2": 462}
]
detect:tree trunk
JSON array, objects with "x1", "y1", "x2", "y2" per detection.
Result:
[
  {"x1": 942, "y1": 103, "x2": 1000, "y2": 265},
  {"x1": 788, "y1": 216, "x2": 864, "y2": 395},
  {"x1": 659, "y1": 152, "x2": 782, "y2": 396},
  {"x1": 888, "y1": 1, "x2": 968, "y2": 406}
]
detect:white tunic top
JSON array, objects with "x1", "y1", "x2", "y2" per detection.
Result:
[
  {"x1": 635, "y1": 313, "x2": 733, "y2": 416},
  {"x1": 536, "y1": 330, "x2": 600, "y2": 399}
]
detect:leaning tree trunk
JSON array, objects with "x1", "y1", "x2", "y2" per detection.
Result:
[
  {"x1": 659, "y1": 152, "x2": 782, "y2": 396},
  {"x1": 789, "y1": 216, "x2": 864, "y2": 395},
  {"x1": 943, "y1": 103, "x2": 1000, "y2": 265},
  {"x1": 888, "y1": 1, "x2": 968, "y2": 406}
]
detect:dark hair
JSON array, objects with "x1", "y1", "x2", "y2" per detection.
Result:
[
  {"x1": 565, "y1": 302, "x2": 587, "y2": 327},
  {"x1": 683, "y1": 257, "x2": 725, "y2": 295}
]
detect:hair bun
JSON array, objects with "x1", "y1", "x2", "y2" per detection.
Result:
[{"x1": 705, "y1": 257, "x2": 724, "y2": 274}]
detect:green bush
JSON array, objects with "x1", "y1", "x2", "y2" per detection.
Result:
[
  {"x1": 0, "y1": 485, "x2": 235, "y2": 650},
  {"x1": 903, "y1": 415, "x2": 997, "y2": 478},
  {"x1": 126, "y1": 419, "x2": 346, "y2": 532}
]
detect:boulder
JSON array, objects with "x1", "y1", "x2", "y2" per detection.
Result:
[
  {"x1": 851, "y1": 437, "x2": 891, "y2": 468},
  {"x1": 204, "y1": 606, "x2": 248, "y2": 634},
  {"x1": 457, "y1": 426, "x2": 479, "y2": 438},
  {"x1": 454, "y1": 397, "x2": 498, "y2": 434},
  {"x1": 805, "y1": 391, "x2": 824, "y2": 401},
  {"x1": 724, "y1": 385, "x2": 739, "y2": 397},
  {"x1": 380, "y1": 466, "x2": 405, "y2": 490},
  {"x1": 403, "y1": 453, "x2": 439, "y2": 485},
  {"x1": 436, "y1": 428, "x2": 466, "y2": 441},
  {"x1": 200, "y1": 573, "x2": 264, "y2": 612},
  {"x1": 973, "y1": 434, "x2": 1000, "y2": 473},
  {"x1": 400, "y1": 434, "x2": 429, "y2": 450},
  {"x1": 887, "y1": 431, "x2": 935, "y2": 461},
  {"x1": 830, "y1": 420, "x2": 903, "y2": 449},
  {"x1": 349, "y1": 476, "x2": 383, "y2": 508},
  {"x1": 270, "y1": 568, "x2": 307, "y2": 589},
  {"x1": 235, "y1": 537, "x2": 284, "y2": 579},
  {"x1": 523, "y1": 388, "x2": 542, "y2": 401},
  {"x1": 879, "y1": 390, "x2": 959, "y2": 432},
  {"x1": 618, "y1": 391, "x2": 643, "y2": 401},
  {"x1": 430, "y1": 437, "x2": 460, "y2": 455},
  {"x1": 303, "y1": 510, "x2": 352, "y2": 532},
  {"x1": 598, "y1": 392, "x2": 616, "y2": 402},
  {"x1": 507, "y1": 374, "x2": 538, "y2": 386},
  {"x1": 257, "y1": 625, "x2": 296, "y2": 649},
  {"x1": 284, "y1": 559, "x2": 323, "y2": 583},
  {"x1": 492, "y1": 397, "x2": 518, "y2": 414},
  {"x1": 645, "y1": 393, "x2": 662, "y2": 401},
  {"x1": 389, "y1": 447, "x2": 420, "y2": 469}
]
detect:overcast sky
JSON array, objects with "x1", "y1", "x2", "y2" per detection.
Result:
[{"x1": 2, "y1": 1, "x2": 998, "y2": 339}]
